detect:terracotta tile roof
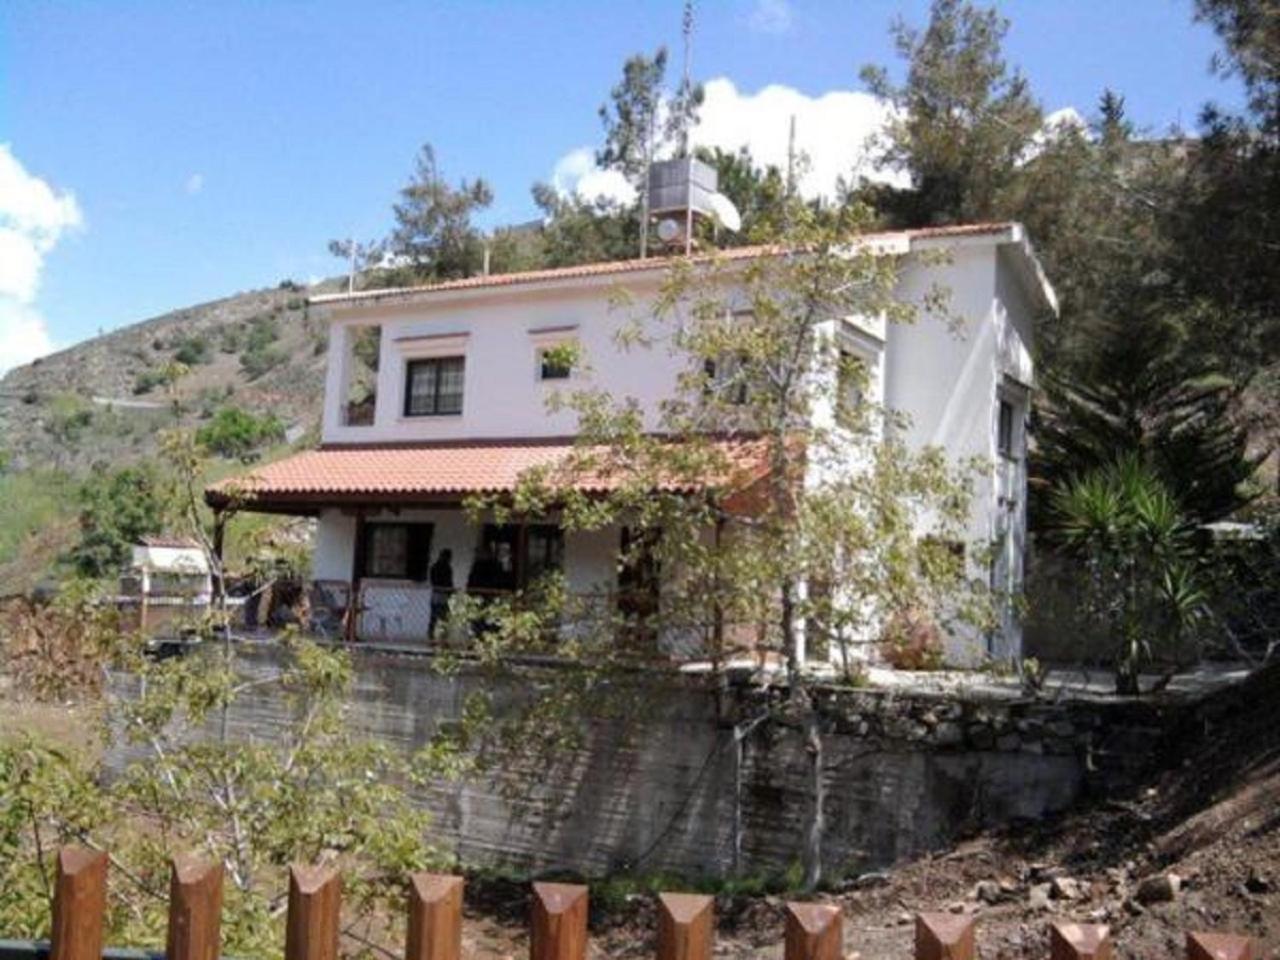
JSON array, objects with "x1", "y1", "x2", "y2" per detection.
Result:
[
  {"x1": 309, "y1": 222, "x2": 1019, "y2": 305},
  {"x1": 206, "y1": 437, "x2": 773, "y2": 509}
]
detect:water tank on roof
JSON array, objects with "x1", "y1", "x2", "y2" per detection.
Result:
[{"x1": 647, "y1": 157, "x2": 742, "y2": 247}]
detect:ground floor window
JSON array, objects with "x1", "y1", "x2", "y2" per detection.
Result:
[
  {"x1": 467, "y1": 523, "x2": 565, "y2": 593},
  {"x1": 358, "y1": 522, "x2": 433, "y2": 581}
]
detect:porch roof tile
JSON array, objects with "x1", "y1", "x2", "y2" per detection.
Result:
[{"x1": 205, "y1": 437, "x2": 772, "y2": 510}]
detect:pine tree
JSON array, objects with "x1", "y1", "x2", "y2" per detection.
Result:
[
  {"x1": 386, "y1": 144, "x2": 494, "y2": 283},
  {"x1": 859, "y1": 0, "x2": 1042, "y2": 225},
  {"x1": 1033, "y1": 297, "x2": 1260, "y2": 524}
]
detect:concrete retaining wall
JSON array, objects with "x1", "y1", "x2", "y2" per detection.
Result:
[{"x1": 108, "y1": 643, "x2": 1184, "y2": 880}]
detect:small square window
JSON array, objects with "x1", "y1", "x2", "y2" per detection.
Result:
[{"x1": 538, "y1": 346, "x2": 573, "y2": 381}]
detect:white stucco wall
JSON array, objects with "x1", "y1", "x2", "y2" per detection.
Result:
[
  {"x1": 321, "y1": 279, "x2": 687, "y2": 445},
  {"x1": 309, "y1": 231, "x2": 1049, "y2": 662}
]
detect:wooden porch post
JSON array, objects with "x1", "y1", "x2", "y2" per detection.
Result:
[
  {"x1": 348, "y1": 509, "x2": 366, "y2": 643},
  {"x1": 210, "y1": 508, "x2": 227, "y2": 601}
]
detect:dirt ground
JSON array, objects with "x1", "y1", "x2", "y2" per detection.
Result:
[
  {"x1": 3, "y1": 663, "x2": 1278, "y2": 960},
  {"x1": 456, "y1": 662, "x2": 1280, "y2": 960}
]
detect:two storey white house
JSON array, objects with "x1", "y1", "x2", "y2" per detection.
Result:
[{"x1": 207, "y1": 221, "x2": 1055, "y2": 663}]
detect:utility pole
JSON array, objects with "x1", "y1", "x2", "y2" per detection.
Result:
[{"x1": 786, "y1": 114, "x2": 797, "y2": 201}]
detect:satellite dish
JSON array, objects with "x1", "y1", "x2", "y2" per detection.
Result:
[
  {"x1": 656, "y1": 218, "x2": 683, "y2": 243},
  {"x1": 707, "y1": 192, "x2": 742, "y2": 232}
]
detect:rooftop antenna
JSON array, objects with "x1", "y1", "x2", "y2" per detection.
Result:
[
  {"x1": 679, "y1": 0, "x2": 694, "y2": 158},
  {"x1": 681, "y1": 0, "x2": 695, "y2": 255}
]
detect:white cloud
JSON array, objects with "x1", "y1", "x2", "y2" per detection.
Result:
[
  {"x1": 185, "y1": 172, "x2": 205, "y2": 195},
  {"x1": 0, "y1": 300, "x2": 57, "y2": 373},
  {"x1": 691, "y1": 78, "x2": 906, "y2": 197},
  {"x1": 748, "y1": 0, "x2": 793, "y2": 35},
  {"x1": 0, "y1": 144, "x2": 83, "y2": 374},
  {"x1": 551, "y1": 147, "x2": 637, "y2": 206},
  {"x1": 550, "y1": 78, "x2": 905, "y2": 208}
]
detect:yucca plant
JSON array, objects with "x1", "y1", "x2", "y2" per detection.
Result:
[{"x1": 1050, "y1": 455, "x2": 1206, "y2": 694}]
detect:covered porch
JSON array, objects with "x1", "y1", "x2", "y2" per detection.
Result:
[{"x1": 205, "y1": 438, "x2": 769, "y2": 658}]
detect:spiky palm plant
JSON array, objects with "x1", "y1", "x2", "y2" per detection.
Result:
[{"x1": 1050, "y1": 455, "x2": 1206, "y2": 694}]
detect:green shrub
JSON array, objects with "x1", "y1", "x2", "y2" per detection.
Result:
[
  {"x1": 173, "y1": 334, "x2": 210, "y2": 365},
  {"x1": 218, "y1": 324, "x2": 242, "y2": 354},
  {"x1": 196, "y1": 406, "x2": 286, "y2": 460},
  {"x1": 239, "y1": 315, "x2": 284, "y2": 378},
  {"x1": 239, "y1": 345, "x2": 286, "y2": 379},
  {"x1": 66, "y1": 462, "x2": 170, "y2": 577},
  {"x1": 44, "y1": 393, "x2": 93, "y2": 446},
  {"x1": 133, "y1": 368, "x2": 173, "y2": 395}
]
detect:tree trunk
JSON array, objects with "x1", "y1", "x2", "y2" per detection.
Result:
[{"x1": 801, "y1": 699, "x2": 824, "y2": 891}]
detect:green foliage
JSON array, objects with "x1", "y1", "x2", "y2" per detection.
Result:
[
  {"x1": 531, "y1": 184, "x2": 638, "y2": 267},
  {"x1": 0, "y1": 633, "x2": 456, "y2": 959},
  {"x1": 860, "y1": 0, "x2": 1042, "y2": 225},
  {"x1": 697, "y1": 146, "x2": 789, "y2": 244},
  {"x1": 133, "y1": 366, "x2": 178, "y2": 395},
  {"x1": 196, "y1": 407, "x2": 286, "y2": 461},
  {"x1": 596, "y1": 47, "x2": 702, "y2": 181},
  {"x1": 0, "y1": 470, "x2": 78, "y2": 572},
  {"x1": 237, "y1": 314, "x2": 286, "y2": 379},
  {"x1": 0, "y1": 736, "x2": 111, "y2": 938},
  {"x1": 44, "y1": 393, "x2": 93, "y2": 448},
  {"x1": 382, "y1": 144, "x2": 494, "y2": 283},
  {"x1": 1049, "y1": 456, "x2": 1207, "y2": 693},
  {"x1": 172, "y1": 334, "x2": 211, "y2": 366},
  {"x1": 238, "y1": 345, "x2": 285, "y2": 379},
  {"x1": 1034, "y1": 299, "x2": 1259, "y2": 524},
  {"x1": 66, "y1": 462, "x2": 170, "y2": 577}
]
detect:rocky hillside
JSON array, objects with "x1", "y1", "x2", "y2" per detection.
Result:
[{"x1": 0, "y1": 278, "x2": 344, "y2": 474}]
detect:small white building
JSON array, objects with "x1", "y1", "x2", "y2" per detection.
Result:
[
  {"x1": 207, "y1": 223, "x2": 1055, "y2": 663},
  {"x1": 128, "y1": 536, "x2": 212, "y2": 601}
]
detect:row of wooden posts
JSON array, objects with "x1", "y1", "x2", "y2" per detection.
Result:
[{"x1": 44, "y1": 847, "x2": 1255, "y2": 960}]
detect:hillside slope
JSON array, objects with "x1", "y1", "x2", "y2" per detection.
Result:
[
  {"x1": 0, "y1": 280, "x2": 346, "y2": 594},
  {"x1": 0, "y1": 279, "x2": 343, "y2": 474}
]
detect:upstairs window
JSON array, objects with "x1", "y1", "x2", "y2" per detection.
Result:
[
  {"x1": 837, "y1": 350, "x2": 869, "y2": 420},
  {"x1": 997, "y1": 398, "x2": 1020, "y2": 459},
  {"x1": 405, "y1": 356, "x2": 465, "y2": 416},
  {"x1": 703, "y1": 354, "x2": 749, "y2": 405}
]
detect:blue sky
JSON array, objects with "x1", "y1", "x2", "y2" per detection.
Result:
[{"x1": 0, "y1": 0, "x2": 1245, "y2": 372}]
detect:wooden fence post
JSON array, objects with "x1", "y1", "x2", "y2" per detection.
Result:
[
  {"x1": 50, "y1": 847, "x2": 108, "y2": 960},
  {"x1": 285, "y1": 864, "x2": 341, "y2": 960},
  {"x1": 166, "y1": 855, "x2": 223, "y2": 960},
  {"x1": 1050, "y1": 922, "x2": 1111, "y2": 960},
  {"x1": 915, "y1": 913, "x2": 975, "y2": 960},
  {"x1": 1188, "y1": 932, "x2": 1253, "y2": 960},
  {"x1": 784, "y1": 903, "x2": 842, "y2": 960},
  {"x1": 406, "y1": 873, "x2": 464, "y2": 960},
  {"x1": 530, "y1": 882, "x2": 588, "y2": 960},
  {"x1": 656, "y1": 893, "x2": 714, "y2": 960}
]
